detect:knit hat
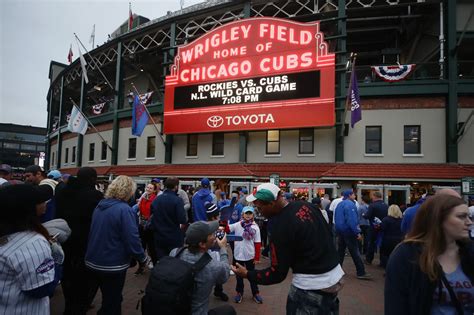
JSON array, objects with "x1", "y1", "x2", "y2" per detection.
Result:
[
  {"x1": 24, "y1": 165, "x2": 44, "y2": 174},
  {"x1": 311, "y1": 197, "x2": 321, "y2": 205},
  {"x1": 246, "y1": 183, "x2": 280, "y2": 202},
  {"x1": 342, "y1": 189, "x2": 354, "y2": 199},
  {"x1": 185, "y1": 221, "x2": 219, "y2": 246},
  {"x1": 205, "y1": 202, "x2": 219, "y2": 218}
]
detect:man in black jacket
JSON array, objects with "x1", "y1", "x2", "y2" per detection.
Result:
[
  {"x1": 55, "y1": 167, "x2": 104, "y2": 315},
  {"x1": 365, "y1": 191, "x2": 388, "y2": 265},
  {"x1": 232, "y1": 183, "x2": 344, "y2": 315},
  {"x1": 150, "y1": 177, "x2": 187, "y2": 261}
]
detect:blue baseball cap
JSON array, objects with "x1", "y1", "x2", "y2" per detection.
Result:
[
  {"x1": 47, "y1": 170, "x2": 62, "y2": 180},
  {"x1": 201, "y1": 178, "x2": 210, "y2": 187},
  {"x1": 343, "y1": 189, "x2": 354, "y2": 198},
  {"x1": 242, "y1": 206, "x2": 255, "y2": 214}
]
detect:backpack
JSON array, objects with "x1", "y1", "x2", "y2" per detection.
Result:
[{"x1": 141, "y1": 248, "x2": 212, "y2": 315}]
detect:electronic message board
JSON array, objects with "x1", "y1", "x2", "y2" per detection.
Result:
[{"x1": 164, "y1": 17, "x2": 335, "y2": 134}]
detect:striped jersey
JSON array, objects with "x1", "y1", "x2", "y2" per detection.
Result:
[{"x1": 0, "y1": 231, "x2": 55, "y2": 315}]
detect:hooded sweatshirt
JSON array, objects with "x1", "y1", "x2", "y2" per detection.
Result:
[
  {"x1": 192, "y1": 188, "x2": 214, "y2": 222},
  {"x1": 85, "y1": 198, "x2": 145, "y2": 272}
]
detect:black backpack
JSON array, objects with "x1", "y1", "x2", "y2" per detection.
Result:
[{"x1": 141, "y1": 248, "x2": 212, "y2": 315}]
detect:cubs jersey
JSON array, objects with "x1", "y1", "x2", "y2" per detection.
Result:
[{"x1": 0, "y1": 231, "x2": 55, "y2": 315}]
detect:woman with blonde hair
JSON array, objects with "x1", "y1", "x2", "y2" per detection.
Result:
[
  {"x1": 385, "y1": 194, "x2": 474, "y2": 315},
  {"x1": 85, "y1": 175, "x2": 147, "y2": 315},
  {"x1": 380, "y1": 204, "x2": 403, "y2": 268}
]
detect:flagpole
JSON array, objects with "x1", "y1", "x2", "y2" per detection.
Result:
[
  {"x1": 91, "y1": 24, "x2": 95, "y2": 49},
  {"x1": 340, "y1": 53, "x2": 356, "y2": 138},
  {"x1": 74, "y1": 33, "x2": 114, "y2": 90},
  {"x1": 70, "y1": 98, "x2": 114, "y2": 152},
  {"x1": 131, "y1": 84, "x2": 166, "y2": 145}
]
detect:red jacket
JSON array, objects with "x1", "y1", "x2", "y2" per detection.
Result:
[{"x1": 139, "y1": 193, "x2": 156, "y2": 219}]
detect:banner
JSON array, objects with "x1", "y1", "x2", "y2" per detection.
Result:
[
  {"x1": 349, "y1": 65, "x2": 361, "y2": 128},
  {"x1": 371, "y1": 64, "x2": 416, "y2": 82},
  {"x1": 67, "y1": 105, "x2": 88, "y2": 135},
  {"x1": 131, "y1": 94, "x2": 149, "y2": 136}
]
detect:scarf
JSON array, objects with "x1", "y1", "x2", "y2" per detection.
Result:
[{"x1": 241, "y1": 219, "x2": 255, "y2": 241}]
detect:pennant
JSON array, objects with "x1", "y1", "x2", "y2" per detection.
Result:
[
  {"x1": 348, "y1": 65, "x2": 362, "y2": 128},
  {"x1": 128, "y1": 3, "x2": 134, "y2": 31},
  {"x1": 131, "y1": 94, "x2": 148, "y2": 136},
  {"x1": 92, "y1": 102, "x2": 106, "y2": 115},
  {"x1": 371, "y1": 64, "x2": 416, "y2": 82},
  {"x1": 67, "y1": 105, "x2": 89, "y2": 135},
  {"x1": 76, "y1": 40, "x2": 89, "y2": 84},
  {"x1": 67, "y1": 44, "x2": 73, "y2": 63},
  {"x1": 89, "y1": 24, "x2": 95, "y2": 44}
]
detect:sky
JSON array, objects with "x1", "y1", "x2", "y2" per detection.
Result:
[{"x1": 0, "y1": 0, "x2": 203, "y2": 128}]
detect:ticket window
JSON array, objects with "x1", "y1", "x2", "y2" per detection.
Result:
[
  {"x1": 291, "y1": 187, "x2": 310, "y2": 200},
  {"x1": 229, "y1": 182, "x2": 250, "y2": 194},
  {"x1": 356, "y1": 184, "x2": 383, "y2": 203},
  {"x1": 384, "y1": 185, "x2": 411, "y2": 207},
  {"x1": 314, "y1": 183, "x2": 338, "y2": 199},
  {"x1": 180, "y1": 181, "x2": 197, "y2": 193}
]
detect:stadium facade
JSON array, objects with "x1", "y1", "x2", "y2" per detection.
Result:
[{"x1": 46, "y1": 0, "x2": 474, "y2": 204}]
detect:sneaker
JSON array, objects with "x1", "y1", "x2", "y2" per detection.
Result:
[
  {"x1": 234, "y1": 293, "x2": 243, "y2": 304},
  {"x1": 147, "y1": 261, "x2": 154, "y2": 270},
  {"x1": 357, "y1": 273, "x2": 372, "y2": 280},
  {"x1": 230, "y1": 270, "x2": 235, "y2": 276},
  {"x1": 253, "y1": 294, "x2": 263, "y2": 304},
  {"x1": 214, "y1": 291, "x2": 229, "y2": 302}
]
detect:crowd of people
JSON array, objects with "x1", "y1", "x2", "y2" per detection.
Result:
[{"x1": 0, "y1": 162, "x2": 473, "y2": 315}]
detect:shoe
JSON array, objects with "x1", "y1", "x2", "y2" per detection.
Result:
[
  {"x1": 357, "y1": 273, "x2": 372, "y2": 280},
  {"x1": 234, "y1": 293, "x2": 243, "y2": 304},
  {"x1": 230, "y1": 270, "x2": 235, "y2": 276},
  {"x1": 253, "y1": 294, "x2": 263, "y2": 304},
  {"x1": 147, "y1": 261, "x2": 154, "y2": 270},
  {"x1": 214, "y1": 291, "x2": 229, "y2": 302}
]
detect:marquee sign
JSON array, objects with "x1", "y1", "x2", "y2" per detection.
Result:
[{"x1": 164, "y1": 17, "x2": 335, "y2": 134}]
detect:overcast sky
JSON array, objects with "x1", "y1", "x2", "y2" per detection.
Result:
[{"x1": 0, "y1": 0, "x2": 203, "y2": 128}]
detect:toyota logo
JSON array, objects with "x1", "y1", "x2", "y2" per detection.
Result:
[{"x1": 207, "y1": 115, "x2": 224, "y2": 128}]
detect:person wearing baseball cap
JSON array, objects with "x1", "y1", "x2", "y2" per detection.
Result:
[
  {"x1": 232, "y1": 182, "x2": 344, "y2": 313},
  {"x1": 169, "y1": 221, "x2": 235, "y2": 315},
  {"x1": 192, "y1": 178, "x2": 216, "y2": 222}
]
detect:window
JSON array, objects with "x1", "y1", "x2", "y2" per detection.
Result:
[
  {"x1": 212, "y1": 133, "x2": 224, "y2": 156},
  {"x1": 21, "y1": 144, "x2": 36, "y2": 151},
  {"x1": 187, "y1": 134, "x2": 198, "y2": 156},
  {"x1": 365, "y1": 126, "x2": 382, "y2": 154},
  {"x1": 101, "y1": 142, "x2": 107, "y2": 160},
  {"x1": 88, "y1": 143, "x2": 95, "y2": 161},
  {"x1": 72, "y1": 146, "x2": 76, "y2": 163},
  {"x1": 146, "y1": 136, "x2": 156, "y2": 158},
  {"x1": 299, "y1": 129, "x2": 314, "y2": 154},
  {"x1": 266, "y1": 130, "x2": 280, "y2": 154},
  {"x1": 37, "y1": 145, "x2": 45, "y2": 152},
  {"x1": 404, "y1": 125, "x2": 421, "y2": 154},
  {"x1": 128, "y1": 138, "x2": 137, "y2": 159},
  {"x1": 65, "y1": 148, "x2": 69, "y2": 164},
  {"x1": 3, "y1": 142, "x2": 20, "y2": 149}
]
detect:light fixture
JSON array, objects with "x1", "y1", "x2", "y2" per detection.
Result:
[{"x1": 93, "y1": 85, "x2": 101, "y2": 91}]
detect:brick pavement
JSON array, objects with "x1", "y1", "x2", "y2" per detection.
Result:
[{"x1": 50, "y1": 255, "x2": 384, "y2": 315}]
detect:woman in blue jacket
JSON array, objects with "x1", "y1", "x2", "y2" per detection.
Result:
[
  {"x1": 85, "y1": 175, "x2": 147, "y2": 315},
  {"x1": 385, "y1": 194, "x2": 474, "y2": 315}
]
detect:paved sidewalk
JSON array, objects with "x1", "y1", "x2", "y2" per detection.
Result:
[{"x1": 50, "y1": 255, "x2": 384, "y2": 315}]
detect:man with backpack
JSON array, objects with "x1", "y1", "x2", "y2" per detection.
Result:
[{"x1": 142, "y1": 221, "x2": 235, "y2": 315}]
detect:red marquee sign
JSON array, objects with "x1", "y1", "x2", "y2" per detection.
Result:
[{"x1": 164, "y1": 17, "x2": 335, "y2": 134}]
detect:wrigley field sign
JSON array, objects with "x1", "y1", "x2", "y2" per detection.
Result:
[{"x1": 164, "y1": 17, "x2": 335, "y2": 134}]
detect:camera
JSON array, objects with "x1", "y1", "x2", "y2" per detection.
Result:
[{"x1": 215, "y1": 230, "x2": 225, "y2": 240}]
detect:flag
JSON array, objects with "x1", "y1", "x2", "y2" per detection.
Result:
[
  {"x1": 89, "y1": 24, "x2": 95, "y2": 45},
  {"x1": 67, "y1": 44, "x2": 73, "y2": 63},
  {"x1": 348, "y1": 64, "x2": 362, "y2": 128},
  {"x1": 67, "y1": 105, "x2": 89, "y2": 135},
  {"x1": 76, "y1": 40, "x2": 89, "y2": 84},
  {"x1": 128, "y1": 3, "x2": 134, "y2": 31},
  {"x1": 131, "y1": 94, "x2": 149, "y2": 136}
]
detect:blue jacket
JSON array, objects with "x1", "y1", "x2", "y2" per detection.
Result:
[
  {"x1": 335, "y1": 198, "x2": 360, "y2": 236},
  {"x1": 400, "y1": 198, "x2": 425, "y2": 235},
  {"x1": 151, "y1": 189, "x2": 187, "y2": 248},
  {"x1": 192, "y1": 188, "x2": 214, "y2": 222},
  {"x1": 85, "y1": 198, "x2": 145, "y2": 272}
]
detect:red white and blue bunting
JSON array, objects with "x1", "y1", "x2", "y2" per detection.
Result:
[
  {"x1": 92, "y1": 102, "x2": 107, "y2": 115},
  {"x1": 371, "y1": 64, "x2": 416, "y2": 82}
]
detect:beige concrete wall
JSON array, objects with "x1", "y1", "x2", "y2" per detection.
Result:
[
  {"x1": 246, "y1": 128, "x2": 335, "y2": 163},
  {"x1": 117, "y1": 125, "x2": 165, "y2": 165},
  {"x1": 83, "y1": 130, "x2": 113, "y2": 167},
  {"x1": 172, "y1": 133, "x2": 240, "y2": 164},
  {"x1": 458, "y1": 108, "x2": 474, "y2": 164},
  {"x1": 344, "y1": 108, "x2": 446, "y2": 163}
]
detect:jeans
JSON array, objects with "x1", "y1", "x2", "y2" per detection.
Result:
[
  {"x1": 286, "y1": 284, "x2": 339, "y2": 315},
  {"x1": 337, "y1": 233, "x2": 366, "y2": 276},
  {"x1": 92, "y1": 270, "x2": 127, "y2": 315},
  {"x1": 235, "y1": 259, "x2": 259, "y2": 296},
  {"x1": 366, "y1": 226, "x2": 376, "y2": 263},
  {"x1": 358, "y1": 225, "x2": 369, "y2": 255}
]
